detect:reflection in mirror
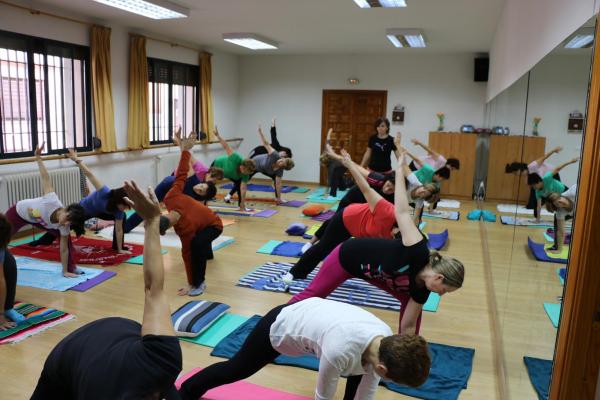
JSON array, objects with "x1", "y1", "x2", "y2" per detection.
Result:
[{"x1": 486, "y1": 16, "x2": 595, "y2": 400}]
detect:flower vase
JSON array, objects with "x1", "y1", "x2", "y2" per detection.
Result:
[
  {"x1": 437, "y1": 118, "x2": 444, "y2": 132},
  {"x1": 532, "y1": 124, "x2": 539, "y2": 136}
]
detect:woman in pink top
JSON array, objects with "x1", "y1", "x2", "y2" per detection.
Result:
[{"x1": 282, "y1": 138, "x2": 403, "y2": 284}]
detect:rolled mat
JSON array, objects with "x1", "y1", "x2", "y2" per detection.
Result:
[
  {"x1": 523, "y1": 356, "x2": 552, "y2": 400},
  {"x1": 175, "y1": 367, "x2": 310, "y2": 399},
  {"x1": 527, "y1": 238, "x2": 568, "y2": 264},
  {"x1": 10, "y1": 236, "x2": 143, "y2": 266},
  {"x1": 427, "y1": 230, "x2": 449, "y2": 250},
  {"x1": 211, "y1": 316, "x2": 474, "y2": 400}
]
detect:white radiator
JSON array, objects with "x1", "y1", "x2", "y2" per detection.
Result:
[
  {"x1": 154, "y1": 152, "x2": 181, "y2": 186},
  {"x1": 1, "y1": 167, "x2": 83, "y2": 207}
]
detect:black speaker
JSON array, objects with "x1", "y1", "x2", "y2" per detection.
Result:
[{"x1": 474, "y1": 57, "x2": 489, "y2": 82}]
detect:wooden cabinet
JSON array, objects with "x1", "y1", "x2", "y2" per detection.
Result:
[
  {"x1": 428, "y1": 132, "x2": 477, "y2": 199},
  {"x1": 486, "y1": 135, "x2": 546, "y2": 202}
]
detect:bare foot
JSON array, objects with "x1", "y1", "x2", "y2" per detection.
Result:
[
  {"x1": 177, "y1": 286, "x2": 191, "y2": 296},
  {"x1": 63, "y1": 272, "x2": 79, "y2": 278}
]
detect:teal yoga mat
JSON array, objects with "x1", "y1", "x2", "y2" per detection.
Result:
[
  {"x1": 256, "y1": 240, "x2": 282, "y2": 254},
  {"x1": 181, "y1": 314, "x2": 250, "y2": 347},
  {"x1": 125, "y1": 249, "x2": 168, "y2": 265},
  {"x1": 8, "y1": 233, "x2": 44, "y2": 247},
  {"x1": 543, "y1": 303, "x2": 561, "y2": 328}
]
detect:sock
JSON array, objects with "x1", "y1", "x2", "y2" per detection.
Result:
[{"x1": 5, "y1": 308, "x2": 26, "y2": 323}]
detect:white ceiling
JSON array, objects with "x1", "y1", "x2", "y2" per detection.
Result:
[{"x1": 31, "y1": 0, "x2": 506, "y2": 54}]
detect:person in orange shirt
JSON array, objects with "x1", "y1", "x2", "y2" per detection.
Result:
[{"x1": 163, "y1": 132, "x2": 224, "y2": 296}]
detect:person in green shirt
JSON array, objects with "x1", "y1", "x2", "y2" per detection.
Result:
[
  {"x1": 530, "y1": 157, "x2": 578, "y2": 224},
  {"x1": 211, "y1": 127, "x2": 256, "y2": 210}
]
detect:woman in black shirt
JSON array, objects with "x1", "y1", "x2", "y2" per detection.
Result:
[
  {"x1": 289, "y1": 151, "x2": 464, "y2": 335},
  {"x1": 360, "y1": 117, "x2": 400, "y2": 173}
]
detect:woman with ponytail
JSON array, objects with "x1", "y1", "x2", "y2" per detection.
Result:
[
  {"x1": 289, "y1": 151, "x2": 464, "y2": 334},
  {"x1": 545, "y1": 184, "x2": 577, "y2": 253}
]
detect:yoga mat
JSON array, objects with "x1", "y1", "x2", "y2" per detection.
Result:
[
  {"x1": 98, "y1": 225, "x2": 180, "y2": 248},
  {"x1": 425, "y1": 199, "x2": 461, "y2": 209},
  {"x1": 422, "y1": 210, "x2": 460, "y2": 221},
  {"x1": 523, "y1": 356, "x2": 552, "y2": 400},
  {"x1": 528, "y1": 238, "x2": 568, "y2": 264},
  {"x1": 309, "y1": 187, "x2": 348, "y2": 199},
  {"x1": 544, "y1": 244, "x2": 569, "y2": 260},
  {"x1": 175, "y1": 367, "x2": 310, "y2": 399},
  {"x1": 180, "y1": 314, "x2": 250, "y2": 348},
  {"x1": 209, "y1": 205, "x2": 277, "y2": 218},
  {"x1": 256, "y1": 240, "x2": 282, "y2": 254},
  {"x1": 220, "y1": 183, "x2": 298, "y2": 193},
  {"x1": 126, "y1": 249, "x2": 168, "y2": 265},
  {"x1": 543, "y1": 303, "x2": 561, "y2": 328},
  {"x1": 543, "y1": 232, "x2": 571, "y2": 244},
  {"x1": 304, "y1": 196, "x2": 339, "y2": 204},
  {"x1": 427, "y1": 230, "x2": 449, "y2": 250},
  {"x1": 70, "y1": 270, "x2": 117, "y2": 292},
  {"x1": 501, "y1": 216, "x2": 554, "y2": 228},
  {"x1": 281, "y1": 200, "x2": 307, "y2": 207},
  {"x1": 311, "y1": 210, "x2": 336, "y2": 222},
  {"x1": 8, "y1": 232, "x2": 44, "y2": 247},
  {"x1": 211, "y1": 316, "x2": 474, "y2": 400},
  {"x1": 256, "y1": 241, "x2": 303, "y2": 258},
  {"x1": 10, "y1": 236, "x2": 143, "y2": 266},
  {"x1": 0, "y1": 302, "x2": 74, "y2": 345},
  {"x1": 238, "y1": 261, "x2": 441, "y2": 312},
  {"x1": 556, "y1": 268, "x2": 565, "y2": 285},
  {"x1": 291, "y1": 187, "x2": 310, "y2": 193},
  {"x1": 302, "y1": 224, "x2": 321, "y2": 239},
  {"x1": 497, "y1": 204, "x2": 553, "y2": 217},
  {"x1": 15, "y1": 256, "x2": 104, "y2": 291}
]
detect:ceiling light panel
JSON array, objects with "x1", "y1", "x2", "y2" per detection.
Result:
[
  {"x1": 386, "y1": 29, "x2": 427, "y2": 48},
  {"x1": 564, "y1": 34, "x2": 595, "y2": 48},
  {"x1": 222, "y1": 34, "x2": 278, "y2": 50},
  {"x1": 353, "y1": 0, "x2": 407, "y2": 8},
  {"x1": 92, "y1": 0, "x2": 189, "y2": 20}
]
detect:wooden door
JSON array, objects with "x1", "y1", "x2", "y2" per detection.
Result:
[
  {"x1": 428, "y1": 132, "x2": 477, "y2": 198},
  {"x1": 320, "y1": 90, "x2": 387, "y2": 184}
]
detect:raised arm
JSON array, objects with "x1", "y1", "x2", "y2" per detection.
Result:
[
  {"x1": 532, "y1": 146, "x2": 562, "y2": 166},
  {"x1": 404, "y1": 148, "x2": 425, "y2": 169},
  {"x1": 258, "y1": 125, "x2": 274, "y2": 154},
  {"x1": 270, "y1": 117, "x2": 282, "y2": 151},
  {"x1": 411, "y1": 138, "x2": 442, "y2": 161},
  {"x1": 394, "y1": 152, "x2": 424, "y2": 246},
  {"x1": 170, "y1": 133, "x2": 197, "y2": 197},
  {"x1": 337, "y1": 149, "x2": 382, "y2": 212},
  {"x1": 66, "y1": 149, "x2": 103, "y2": 190},
  {"x1": 123, "y1": 181, "x2": 174, "y2": 337},
  {"x1": 552, "y1": 157, "x2": 579, "y2": 175},
  {"x1": 34, "y1": 143, "x2": 54, "y2": 195},
  {"x1": 213, "y1": 126, "x2": 233, "y2": 156}
]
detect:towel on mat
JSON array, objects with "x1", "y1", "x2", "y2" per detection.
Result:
[
  {"x1": 423, "y1": 211, "x2": 460, "y2": 221},
  {"x1": 0, "y1": 302, "x2": 74, "y2": 345},
  {"x1": 10, "y1": 236, "x2": 143, "y2": 266},
  {"x1": 501, "y1": 216, "x2": 554, "y2": 228},
  {"x1": 523, "y1": 356, "x2": 552, "y2": 400},
  {"x1": 16, "y1": 256, "x2": 104, "y2": 291},
  {"x1": 211, "y1": 315, "x2": 474, "y2": 400}
]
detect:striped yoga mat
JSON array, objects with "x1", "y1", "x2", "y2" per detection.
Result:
[
  {"x1": 0, "y1": 302, "x2": 74, "y2": 345},
  {"x1": 237, "y1": 261, "x2": 440, "y2": 312}
]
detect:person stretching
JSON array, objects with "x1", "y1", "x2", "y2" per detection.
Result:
[
  {"x1": 400, "y1": 157, "x2": 440, "y2": 226},
  {"x1": 526, "y1": 147, "x2": 563, "y2": 219},
  {"x1": 282, "y1": 140, "x2": 404, "y2": 285},
  {"x1": 0, "y1": 214, "x2": 25, "y2": 330},
  {"x1": 529, "y1": 157, "x2": 578, "y2": 224},
  {"x1": 545, "y1": 184, "x2": 577, "y2": 253},
  {"x1": 125, "y1": 129, "x2": 223, "y2": 233},
  {"x1": 289, "y1": 152, "x2": 464, "y2": 335},
  {"x1": 248, "y1": 117, "x2": 293, "y2": 158},
  {"x1": 248, "y1": 125, "x2": 294, "y2": 204},
  {"x1": 408, "y1": 139, "x2": 460, "y2": 173},
  {"x1": 360, "y1": 117, "x2": 401, "y2": 173},
  {"x1": 4, "y1": 143, "x2": 85, "y2": 278},
  {"x1": 31, "y1": 180, "x2": 182, "y2": 399},
  {"x1": 163, "y1": 132, "x2": 223, "y2": 296},
  {"x1": 212, "y1": 127, "x2": 256, "y2": 210},
  {"x1": 178, "y1": 297, "x2": 431, "y2": 400}
]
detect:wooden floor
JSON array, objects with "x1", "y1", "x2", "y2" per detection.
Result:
[{"x1": 1, "y1": 183, "x2": 563, "y2": 399}]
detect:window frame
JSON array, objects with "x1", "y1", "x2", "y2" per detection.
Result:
[
  {"x1": 147, "y1": 57, "x2": 199, "y2": 146},
  {"x1": 0, "y1": 29, "x2": 93, "y2": 160}
]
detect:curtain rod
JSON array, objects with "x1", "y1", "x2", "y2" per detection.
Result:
[
  {"x1": 0, "y1": 0, "x2": 92, "y2": 27},
  {"x1": 129, "y1": 32, "x2": 211, "y2": 55}
]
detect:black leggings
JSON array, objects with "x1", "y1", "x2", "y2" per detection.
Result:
[
  {"x1": 227, "y1": 179, "x2": 243, "y2": 206},
  {"x1": 178, "y1": 304, "x2": 286, "y2": 400},
  {"x1": 328, "y1": 165, "x2": 348, "y2": 197},
  {"x1": 3, "y1": 250, "x2": 17, "y2": 311},
  {"x1": 190, "y1": 226, "x2": 222, "y2": 286},
  {"x1": 289, "y1": 212, "x2": 351, "y2": 279}
]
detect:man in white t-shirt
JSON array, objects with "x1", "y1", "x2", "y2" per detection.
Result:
[
  {"x1": 178, "y1": 298, "x2": 431, "y2": 400},
  {"x1": 546, "y1": 184, "x2": 577, "y2": 253}
]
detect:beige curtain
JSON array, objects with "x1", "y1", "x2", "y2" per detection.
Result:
[
  {"x1": 90, "y1": 25, "x2": 117, "y2": 152},
  {"x1": 127, "y1": 35, "x2": 149, "y2": 149},
  {"x1": 199, "y1": 52, "x2": 214, "y2": 142}
]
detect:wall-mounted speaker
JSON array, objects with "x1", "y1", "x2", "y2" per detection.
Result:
[{"x1": 474, "y1": 57, "x2": 489, "y2": 82}]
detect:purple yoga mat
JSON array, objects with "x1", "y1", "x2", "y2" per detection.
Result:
[
  {"x1": 311, "y1": 210, "x2": 336, "y2": 222},
  {"x1": 254, "y1": 209, "x2": 278, "y2": 218},
  {"x1": 281, "y1": 200, "x2": 307, "y2": 208},
  {"x1": 70, "y1": 271, "x2": 117, "y2": 292}
]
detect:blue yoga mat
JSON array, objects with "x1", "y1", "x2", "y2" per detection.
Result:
[
  {"x1": 543, "y1": 303, "x2": 561, "y2": 328},
  {"x1": 556, "y1": 268, "x2": 566, "y2": 285},
  {"x1": 15, "y1": 256, "x2": 104, "y2": 292},
  {"x1": 527, "y1": 238, "x2": 568, "y2": 264},
  {"x1": 523, "y1": 356, "x2": 552, "y2": 400},
  {"x1": 427, "y1": 230, "x2": 449, "y2": 250},
  {"x1": 212, "y1": 315, "x2": 474, "y2": 400},
  {"x1": 220, "y1": 183, "x2": 297, "y2": 193}
]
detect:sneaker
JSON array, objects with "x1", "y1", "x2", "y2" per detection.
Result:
[
  {"x1": 264, "y1": 276, "x2": 290, "y2": 292},
  {"x1": 224, "y1": 194, "x2": 232, "y2": 203},
  {"x1": 281, "y1": 272, "x2": 295, "y2": 286},
  {"x1": 301, "y1": 242, "x2": 312, "y2": 254},
  {"x1": 4, "y1": 308, "x2": 25, "y2": 323},
  {"x1": 188, "y1": 282, "x2": 206, "y2": 296},
  {"x1": 74, "y1": 268, "x2": 85, "y2": 275}
]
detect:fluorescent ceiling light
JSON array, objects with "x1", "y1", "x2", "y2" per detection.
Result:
[
  {"x1": 353, "y1": 0, "x2": 407, "y2": 8},
  {"x1": 222, "y1": 34, "x2": 278, "y2": 50},
  {"x1": 92, "y1": 0, "x2": 188, "y2": 20},
  {"x1": 564, "y1": 34, "x2": 594, "y2": 48},
  {"x1": 386, "y1": 29, "x2": 427, "y2": 48}
]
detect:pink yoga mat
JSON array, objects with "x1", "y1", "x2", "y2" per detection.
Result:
[{"x1": 176, "y1": 368, "x2": 310, "y2": 399}]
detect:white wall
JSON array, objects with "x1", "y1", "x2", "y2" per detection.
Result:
[
  {"x1": 0, "y1": 3, "x2": 240, "y2": 211},
  {"x1": 488, "y1": 0, "x2": 597, "y2": 101},
  {"x1": 235, "y1": 54, "x2": 487, "y2": 182}
]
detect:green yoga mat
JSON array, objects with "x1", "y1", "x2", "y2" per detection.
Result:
[
  {"x1": 126, "y1": 249, "x2": 168, "y2": 265},
  {"x1": 8, "y1": 233, "x2": 44, "y2": 247},
  {"x1": 181, "y1": 314, "x2": 250, "y2": 347},
  {"x1": 543, "y1": 303, "x2": 561, "y2": 328},
  {"x1": 257, "y1": 240, "x2": 282, "y2": 254},
  {"x1": 291, "y1": 187, "x2": 310, "y2": 193},
  {"x1": 423, "y1": 293, "x2": 441, "y2": 312}
]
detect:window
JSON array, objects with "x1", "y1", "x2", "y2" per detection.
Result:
[
  {"x1": 0, "y1": 30, "x2": 92, "y2": 159},
  {"x1": 147, "y1": 58, "x2": 199, "y2": 145}
]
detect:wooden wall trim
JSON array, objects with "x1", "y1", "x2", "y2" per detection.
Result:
[{"x1": 550, "y1": 16, "x2": 600, "y2": 400}]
